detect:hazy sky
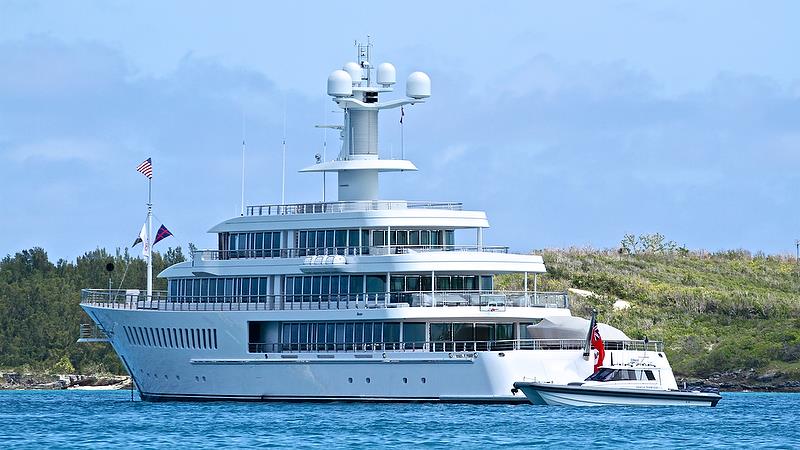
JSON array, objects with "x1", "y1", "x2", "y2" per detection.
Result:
[{"x1": 1, "y1": 1, "x2": 799, "y2": 261}]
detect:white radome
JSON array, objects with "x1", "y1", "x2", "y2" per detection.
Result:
[
  {"x1": 377, "y1": 62, "x2": 396, "y2": 86},
  {"x1": 406, "y1": 71, "x2": 431, "y2": 99},
  {"x1": 327, "y1": 70, "x2": 353, "y2": 97},
  {"x1": 343, "y1": 62, "x2": 362, "y2": 84}
]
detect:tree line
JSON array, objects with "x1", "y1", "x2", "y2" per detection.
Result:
[{"x1": 0, "y1": 247, "x2": 185, "y2": 374}]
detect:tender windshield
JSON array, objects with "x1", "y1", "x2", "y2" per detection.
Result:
[{"x1": 585, "y1": 368, "x2": 615, "y2": 381}]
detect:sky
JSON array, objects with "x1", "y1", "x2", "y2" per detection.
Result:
[{"x1": 0, "y1": 1, "x2": 799, "y2": 261}]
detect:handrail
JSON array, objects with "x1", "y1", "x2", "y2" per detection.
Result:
[
  {"x1": 246, "y1": 339, "x2": 664, "y2": 354},
  {"x1": 80, "y1": 289, "x2": 569, "y2": 311},
  {"x1": 246, "y1": 200, "x2": 463, "y2": 216},
  {"x1": 191, "y1": 244, "x2": 509, "y2": 263}
]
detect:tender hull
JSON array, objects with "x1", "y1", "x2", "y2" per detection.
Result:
[{"x1": 513, "y1": 382, "x2": 721, "y2": 407}]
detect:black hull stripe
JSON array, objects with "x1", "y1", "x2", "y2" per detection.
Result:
[{"x1": 139, "y1": 391, "x2": 529, "y2": 404}]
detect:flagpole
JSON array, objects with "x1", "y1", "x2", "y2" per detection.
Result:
[{"x1": 147, "y1": 177, "x2": 153, "y2": 300}]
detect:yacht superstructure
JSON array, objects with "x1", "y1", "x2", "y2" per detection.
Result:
[{"x1": 80, "y1": 43, "x2": 668, "y2": 402}]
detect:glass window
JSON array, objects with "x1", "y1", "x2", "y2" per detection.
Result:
[
  {"x1": 389, "y1": 230, "x2": 396, "y2": 246},
  {"x1": 445, "y1": 230, "x2": 455, "y2": 246},
  {"x1": 402, "y1": 322, "x2": 426, "y2": 349},
  {"x1": 339, "y1": 276, "x2": 349, "y2": 295},
  {"x1": 409, "y1": 230, "x2": 420, "y2": 246},
  {"x1": 298, "y1": 231, "x2": 307, "y2": 256},
  {"x1": 383, "y1": 322, "x2": 400, "y2": 348},
  {"x1": 396, "y1": 230, "x2": 408, "y2": 246},
  {"x1": 363, "y1": 322, "x2": 373, "y2": 344},
  {"x1": 312, "y1": 276, "x2": 321, "y2": 296},
  {"x1": 293, "y1": 278, "x2": 302, "y2": 302},
  {"x1": 480, "y1": 275, "x2": 493, "y2": 291},
  {"x1": 475, "y1": 323, "x2": 494, "y2": 341},
  {"x1": 335, "y1": 230, "x2": 347, "y2": 254},
  {"x1": 272, "y1": 232, "x2": 281, "y2": 256},
  {"x1": 326, "y1": 230, "x2": 335, "y2": 251},
  {"x1": 496, "y1": 323, "x2": 514, "y2": 341},
  {"x1": 430, "y1": 323, "x2": 452, "y2": 342},
  {"x1": 451, "y1": 276, "x2": 464, "y2": 291},
  {"x1": 349, "y1": 275, "x2": 364, "y2": 294},
  {"x1": 330, "y1": 276, "x2": 339, "y2": 295},
  {"x1": 366, "y1": 275, "x2": 386, "y2": 293},
  {"x1": 326, "y1": 323, "x2": 335, "y2": 348},
  {"x1": 436, "y1": 276, "x2": 451, "y2": 291},
  {"x1": 373, "y1": 230, "x2": 385, "y2": 246},
  {"x1": 361, "y1": 230, "x2": 369, "y2": 253},
  {"x1": 464, "y1": 276, "x2": 477, "y2": 291},
  {"x1": 349, "y1": 229, "x2": 359, "y2": 249},
  {"x1": 255, "y1": 232, "x2": 264, "y2": 253},
  {"x1": 317, "y1": 231, "x2": 325, "y2": 250},
  {"x1": 645, "y1": 370, "x2": 656, "y2": 381},
  {"x1": 420, "y1": 230, "x2": 430, "y2": 246},
  {"x1": 453, "y1": 323, "x2": 475, "y2": 341},
  {"x1": 321, "y1": 276, "x2": 330, "y2": 296},
  {"x1": 307, "y1": 231, "x2": 316, "y2": 253},
  {"x1": 354, "y1": 323, "x2": 364, "y2": 344},
  {"x1": 421, "y1": 276, "x2": 432, "y2": 292},
  {"x1": 406, "y1": 276, "x2": 420, "y2": 291},
  {"x1": 372, "y1": 322, "x2": 382, "y2": 343},
  {"x1": 390, "y1": 276, "x2": 405, "y2": 292}
]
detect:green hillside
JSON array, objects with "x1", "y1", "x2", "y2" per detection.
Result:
[
  {"x1": 497, "y1": 241, "x2": 800, "y2": 381},
  {"x1": 2, "y1": 241, "x2": 799, "y2": 384}
]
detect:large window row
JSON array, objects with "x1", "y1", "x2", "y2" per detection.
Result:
[
  {"x1": 218, "y1": 232, "x2": 281, "y2": 258},
  {"x1": 278, "y1": 321, "x2": 425, "y2": 351},
  {"x1": 123, "y1": 325, "x2": 217, "y2": 350},
  {"x1": 169, "y1": 277, "x2": 270, "y2": 302},
  {"x1": 248, "y1": 321, "x2": 520, "y2": 353},
  {"x1": 284, "y1": 274, "x2": 494, "y2": 302},
  {"x1": 295, "y1": 228, "x2": 456, "y2": 256}
]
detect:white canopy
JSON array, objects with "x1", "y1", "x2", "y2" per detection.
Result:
[{"x1": 527, "y1": 316, "x2": 630, "y2": 341}]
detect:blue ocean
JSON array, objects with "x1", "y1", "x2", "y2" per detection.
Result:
[{"x1": 1, "y1": 390, "x2": 798, "y2": 448}]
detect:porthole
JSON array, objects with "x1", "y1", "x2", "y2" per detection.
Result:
[
  {"x1": 176, "y1": 375, "x2": 181, "y2": 380},
  {"x1": 164, "y1": 375, "x2": 168, "y2": 379},
  {"x1": 348, "y1": 377, "x2": 353, "y2": 383},
  {"x1": 366, "y1": 377, "x2": 371, "y2": 384},
  {"x1": 195, "y1": 376, "x2": 200, "y2": 382},
  {"x1": 202, "y1": 376, "x2": 206, "y2": 382},
  {"x1": 421, "y1": 377, "x2": 426, "y2": 384},
  {"x1": 403, "y1": 377, "x2": 408, "y2": 384}
]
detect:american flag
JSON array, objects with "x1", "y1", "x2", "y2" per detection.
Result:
[{"x1": 136, "y1": 158, "x2": 153, "y2": 179}]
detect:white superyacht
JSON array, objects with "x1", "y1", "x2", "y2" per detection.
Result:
[{"x1": 80, "y1": 43, "x2": 669, "y2": 402}]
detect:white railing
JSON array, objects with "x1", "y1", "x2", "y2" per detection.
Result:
[
  {"x1": 191, "y1": 244, "x2": 509, "y2": 264},
  {"x1": 80, "y1": 289, "x2": 569, "y2": 311},
  {"x1": 247, "y1": 339, "x2": 664, "y2": 354},
  {"x1": 246, "y1": 200, "x2": 463, "y2": 216}
]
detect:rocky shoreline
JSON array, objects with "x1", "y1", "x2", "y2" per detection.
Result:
[
  {"x1": 1, "y1": 372, "x2": 132, "y2": 390},
  {"x1": 3, "y1": 370, "x2": 798, "y2": 392},
  {"x1": 678, "y1": 369, "x2": 800, "y2": 392}
]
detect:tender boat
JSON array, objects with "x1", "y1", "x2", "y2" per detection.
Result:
[{"x1": 514, "y1": 363, "x2": 722, "y2": 407}]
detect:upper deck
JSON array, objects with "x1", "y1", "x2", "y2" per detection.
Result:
[{"x1": 245, "y1": 200, "x2": 463, "y2": 216}]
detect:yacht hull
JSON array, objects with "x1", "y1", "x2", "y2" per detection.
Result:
[{"x1": 83, "y1": 305, "x2": 636, "y2": 403}]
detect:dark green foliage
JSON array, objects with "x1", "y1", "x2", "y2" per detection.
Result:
[{"x1": 0, "y1": 246, "x2": 185, "y2": 374}]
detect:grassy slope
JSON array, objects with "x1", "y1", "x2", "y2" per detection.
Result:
[{"x1": 497, "y1": 249, "x2": 800, "y2": 380}]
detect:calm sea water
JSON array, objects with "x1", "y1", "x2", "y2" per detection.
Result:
[{"x1": 1, "y1": 390, "x2": 798, "y2": 448}]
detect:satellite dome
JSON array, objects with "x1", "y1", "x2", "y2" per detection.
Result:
[
  {"x1": 327, "y1": 70, "x2": 353, "y2": 97},
  {"x1": 406, "y1": 71, "x2": 431, "y2": 99},
  {"x1": 343, "y1": 62, "x2": 362, "y2": 84},
  {"x1": 377, "y1": 63, "x2": 396, "y2": 86}
]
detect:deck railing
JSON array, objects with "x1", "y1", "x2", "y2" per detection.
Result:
[
  {"x1": 246, "y1": 200, "x2": 463, "y2": 216},
  {"x1": 80, "y1": 289, "x2": 569, "y2": 311},
  {"x1": 247, "y1": 339, "x2": 664, "y2": 354},
  {"x1": 191, "y1": 245, "x2": 509, "y2": 264}
]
